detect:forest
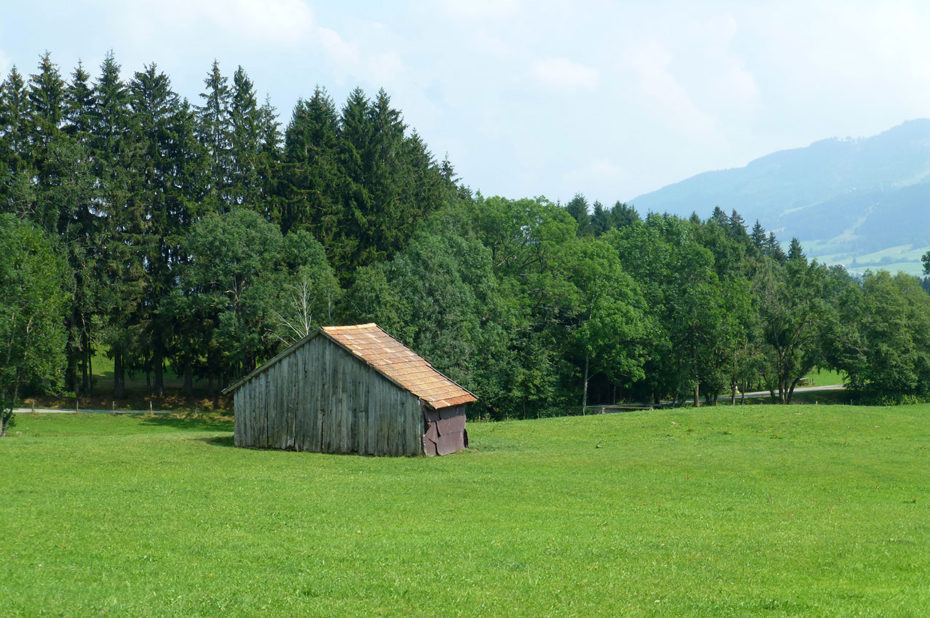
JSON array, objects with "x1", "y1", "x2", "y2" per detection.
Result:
[{"x1": 2, "y1": 53, "x2": 930, "y2": 425}]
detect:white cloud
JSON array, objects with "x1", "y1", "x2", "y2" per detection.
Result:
[
  {"x1": 624, "y1": 40, "x2": 716, "y2": 135},
  {"x1": 530, "y1": 57, "x2": 598, "y2": 91},
  {"x1": 685, "y1": 14, "x2": 758, "y2": 106},
  {"x1": 563, "y1": 157, "x2": 628, "y2": 197},
  {"x1": 440, "y1": 0, "x2": 525, "y2": 22},
  {"x1": 132, "y1": 0, "x2": 314, "y2": 45},
  {"x1": 206, "y1": 0, "x2": 314, "y2": 45},
  {"x1": 317, "y1": 26, "x2": 359, "y2": 65},
  {"x1": 367, "y1": 51, "x2": 405, "y2": 83},
  {"x1": 472, "y1": 28, "x2": 511, "y2": 58}
]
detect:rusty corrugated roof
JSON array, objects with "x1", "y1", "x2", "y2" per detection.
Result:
[{"x1": 322, "y1": 323, "x2": 477, "y2": 409}]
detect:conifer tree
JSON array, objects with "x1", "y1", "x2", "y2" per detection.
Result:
[
  {"x1": 728, "y1": 209, "x2": 747, "y2": 240},
  {"x1": 91, "y1": 52, "x2": 139, "y2": 398},
  {"x1": 564, "y1": 194, "x2": 592, "y2": 236},
  {"x1": 750, "y1": 220, "x2": 766, "y2": 251},
  {"x1": 591, "y1": 201, "x2": 611, "y2": 235},
  {"x1": 228, "y1": 66, "x2": 261, "y2": 208},
  {"x1": 197, "y1": 60, "x2": 232, "y2": 211},
  {"x1": 710, "y1": 205, "x2": 728, "y2": 227},
  {"x1": 59, "y1": 62, "x2": 100, "y2": 394},
  {"x1": 609, "y1": 201, "x2": 639, "y2": 228},
  {"x1": 255, "y1": 95, "x2": 282, "y2": 220},
  {"x1": 0, "y1": 68, "x2": 34, "y2": 217},
  {"x1": 129, "y1": 64, "x2": 183, "y2": 392},
  {"x1": 766, "y1": 231, "x2": 786, "y2": 262},
  {"x1": 28, "y1": 53, "x2": 65, "y2": 148},
  {"x1": 398, "y1": 128, "x2": 443, "y2": 239},
  {"x1": 337, "y1": 87, "x2": 373, "y2": 271},
  {"x1": 787, "y1": 237, "x2": 805, "y2": 262},
  {"x1": 281, "y1": 88, "x2": 341, "y2": 235}
]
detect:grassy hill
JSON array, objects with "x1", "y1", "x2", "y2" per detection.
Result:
[{"x1": 2, "y1": 406, "x2": 929, "y2": 615}]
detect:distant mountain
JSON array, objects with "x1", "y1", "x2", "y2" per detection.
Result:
[{"x1": 629, "y1": 120, "x2": 930, "y2": 275}]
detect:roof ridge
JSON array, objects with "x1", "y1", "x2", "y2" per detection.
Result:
[{"x1": 224, "y1": 323, "x2": 476, "y2": 409}]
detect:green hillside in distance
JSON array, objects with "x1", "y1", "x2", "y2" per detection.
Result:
[{"x1": 629, "y1": 119, "x2": 930, "y2": 275}]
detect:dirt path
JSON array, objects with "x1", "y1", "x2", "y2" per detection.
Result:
[{"x1": 13, "y1": 407, "x2": 193, "y2": 415}]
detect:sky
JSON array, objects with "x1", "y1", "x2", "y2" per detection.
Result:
[{"x1": 2, "y1": 0, "x2": 930, "y2": 204}]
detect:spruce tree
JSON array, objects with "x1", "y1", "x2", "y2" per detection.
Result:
[
  {"x1": 228, "y1": 66, "x2": 260, "y2": 208},
  {"x1": 0, "y1": 68, "x2": 34, "y2": 217},
  {"x1": 609, "y1": 201, "x2": 640, "y2": 228},
  {"x1": 129, "y1": 64, "x2": 182, "y2": 393},
  {"x1": 565, "y1": 194, "x2": 593, "y2": 236},
  {"x1": 281, "y1": 88, "x2": 341, "y2": 236},
  {"x1": 766, "y1": 231, "x2": 787, "y2": 262},
  {"x1": 91, "y1": 52, "x2": 138, "y2": 398},
  {"x1": 398, "y1": 128, "x2": 443, "y2": 242},
  {"x1": 337, "y1": 87, "x2": 373, "y2": 271},
  {"x1": 750, "y1": 220, "x2": 766, "y2": 251},
  {"x1": 591, "y1": 201, "x2": 611, "y2": 235},
  {"x1": 58, "y1": 62, "x2": 100, "y2": 395},
  {"x1": 197, "y1": 60, "x2": 232, "y2": 211},
  {"x1": 787, "y1": 237, "x2": 805, "y2": 262},
  {"x1": 28, "y1": 53, "x2": 65, "y2": 149}
]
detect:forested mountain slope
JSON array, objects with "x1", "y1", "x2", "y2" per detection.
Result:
[{"x1": 630, "y1": 120, "x2": 930, "y2": 274}]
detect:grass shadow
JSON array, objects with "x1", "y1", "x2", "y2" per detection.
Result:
[
  {"x1": 140, "y1": 413, "x2": 234, "y2": 432},
  {"x1": 200, "y1": 435, "x2": 236, "y2": 448},
  {"x1": 791, "y1": 390, "x2": 852, "y2": 405}
]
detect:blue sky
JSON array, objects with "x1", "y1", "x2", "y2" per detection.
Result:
[{"x1": 3, "y1": 1, "x2": 930, "y2": 204}]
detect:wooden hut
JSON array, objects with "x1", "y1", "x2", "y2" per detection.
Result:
[{"x1": 223, "y1": 323, "x2": 476, "y2": 456}]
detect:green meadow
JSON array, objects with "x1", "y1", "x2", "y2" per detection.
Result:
[{"x1": 2, "y1": 405, "x2": 929, "y2": 616}]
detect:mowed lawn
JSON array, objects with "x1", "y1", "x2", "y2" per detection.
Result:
[{"x1": 2, "y1": 405, "x2": 929, "y2": 616}]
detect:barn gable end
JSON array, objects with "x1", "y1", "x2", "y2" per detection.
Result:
[{"x1": 226, "y1": 324, "x2": 475, "y2": 456}]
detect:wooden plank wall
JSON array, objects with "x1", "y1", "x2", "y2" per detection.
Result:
[{"x1": 233, "y1": 336, "x2": 423, "y2": 456}]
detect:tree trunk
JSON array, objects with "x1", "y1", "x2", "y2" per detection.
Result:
[
  {"x1": 731, "y1": 381, "x2": 737, "y2": 406},
  {"x1": 693, "y1": 380, "x2": 700, "y2": 408},
  {"x1": 114, "y1": 349, "x2": 125, "y2": 399},
  {"x1": 581, "y1": 353, "x2": 589, "y2": 415},
  {"x1": 65, "y1": 340, "x2": 78, "y2": 394},
  {"x1": 787, "y1": 377, "x2": 800, "y2": 404},
  {"x1": 2, "y1": 383, "x2": 20, "y2": 437},
  {"x1": 153, "y1": 352, "x2": 164, "y2": 396},
  {"x1": 0, "y1": 394, "x2": 9, "y2": 438},
  {"x1": 183, "y1": 364, "x2": 193, "y2": 396},
  {"x1": 79, "y1": 326, "x2": 92, "y2": 393},
  {"x1": 86, "y1": 346, "x2": 93, "y2": 394}
]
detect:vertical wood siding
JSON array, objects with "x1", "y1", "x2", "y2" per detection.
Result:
[{"x1": 233, "y1": 336, "x2": 423, "y2": 456}]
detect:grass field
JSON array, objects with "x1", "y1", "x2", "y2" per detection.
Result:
[
  {"x1": 803, "y1": 367, "x2": 846, "y2": 387},
  {"x1": 2, "y1": 405, "x2": 929, "y2": 615}
]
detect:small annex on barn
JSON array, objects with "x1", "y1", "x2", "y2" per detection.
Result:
[{"x1": 223, "y1": 323, "x2": 476, "y2": 456}]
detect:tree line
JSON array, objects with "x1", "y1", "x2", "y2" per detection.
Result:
[
  {"x1": 0, "y1": 53, "x2": 455, "y2": 412},
  {"x1": 2, "y1": 54, "x2": 929, "y2": 427}
]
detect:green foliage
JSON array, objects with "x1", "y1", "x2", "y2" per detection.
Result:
[
  {"x1": 565, "y1": 193, "x2": 593, "y2": 236},
  {"x1": 752, "y1": 254, "x2": 834, "y2": 403},
  {"x1": 0, "y1": 215, "x2": 70, "y2": 435},
  {"x1": 830, "y1": 271, "x2": 930, "y2": 397},
  {"x1": 2, "y1": 49, "x2": 928, "y2": 411},
  {"x1": 176, "y1": 208, "x2": 342, "y2": 382}
]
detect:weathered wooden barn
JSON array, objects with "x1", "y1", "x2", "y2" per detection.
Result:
[{"x1": 223, "y1": 324, "x2": 476, "y2": 456}]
